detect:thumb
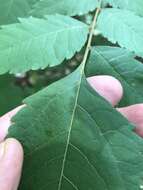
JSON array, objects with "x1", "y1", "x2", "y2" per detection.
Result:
[{"x1": 0, "y1": 138, "x2": 23, "y2": 190}]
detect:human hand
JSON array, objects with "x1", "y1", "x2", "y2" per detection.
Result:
[
  {"x1": 0, "y1": 106, "x2": 23, "y2": 190},
  {"x1": 0, "y1": 75, "x2": 143, "y2": 190}
]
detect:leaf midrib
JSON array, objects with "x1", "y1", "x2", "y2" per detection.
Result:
[{"x1": 57, "y1": 67, "x2": 83, "y2": 190}]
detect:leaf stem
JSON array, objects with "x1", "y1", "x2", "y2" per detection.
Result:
[{"x1": 82, "y1": 3, "x2": 101, "y2": 68}]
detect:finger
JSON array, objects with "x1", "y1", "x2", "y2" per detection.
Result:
[
  {"x1": 87, "y1": 75, "x2": 123, "y2": 106},
  {"x1": 118, "y1": 104, "x2": 143, "y2": 137},
  {"x1": 0, "y1": 138, "x2": 23, "y2": 190},
  {"x1": 0, "y1": 106, "x2": 24, "y2": 142}
]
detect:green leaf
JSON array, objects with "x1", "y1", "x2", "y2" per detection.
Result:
[
  {"x1": 8, "y1": 65, "x2": 143, "y2": 190},
  {"x1": 31, "y1": 0, "x2": 100, "y2": 17},
  {"x1": 0, "y1": 0, "x2": 100, "y2": 25},
  {"x1": 0, "y1": 15, "x2": 88, "y2": 74},
  {"x1": 97, "y1": 8, "x2": 143, "y2": 57},
  {"x1": 86, "y1": 46, "x2": 143, "y2": 106},
  {"x1": 104, "y1": 0, "x2": 143, "y2": 16},
  {"x1": 0, "y1": 0, "x2": 36, "y2": 25}
]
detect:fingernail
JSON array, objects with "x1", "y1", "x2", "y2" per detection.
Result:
[{"x1": 0, "y1": 142, "x2": 6, "y2": 158}]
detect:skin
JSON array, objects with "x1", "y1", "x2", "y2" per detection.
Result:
[{"x1": 0, "y1": 75, "x2": 143, "y2": 190}]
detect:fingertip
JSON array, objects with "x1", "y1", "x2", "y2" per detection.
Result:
[
  {"x1": 1, "y1": 138, "x2": 24, "y2": 173},
  {"x1": 87, "y1": 75, "x2": 123, "y2": 106},
  {"x1": 118, "y1": 104, "x2": 143, "y2": 138},
  {"x1": 0, "y1": 138, "x2": 23, "y2": 190}
]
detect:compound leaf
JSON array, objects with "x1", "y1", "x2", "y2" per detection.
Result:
[
  {"x1": 31, "y1": 0, "x2": 100, "y2": 17},
  {"x1": 0, "y1": 15, "x2": 88, "y2": 74},
  {"x1": 8, "y1": 65, "x2": 143, "y2": 190},
  {"x1": 97, "y1": 8, "x2": 143, "y2": 57},
  {"x1": 105, "y1": 0, "x2": 143, "y2": 16},
  {"x1": 0, "y1": 0, "x2": 100, "y2": 25},
  {"x1": 0, "y1": 0, "x2": 37, "y2": 25}
]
